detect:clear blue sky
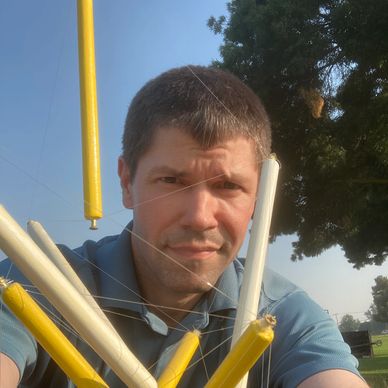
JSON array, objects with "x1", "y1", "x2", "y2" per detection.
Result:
[{"x1": 1, "y1": 0, "x2": 387, "y2": 323}]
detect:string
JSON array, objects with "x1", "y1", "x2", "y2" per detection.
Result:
[
  {"x1": 261, "y1": 350, "x2": 265, "y2": 387},
  {"x1": 24, "y1": 285, "x2": 237, "y2": 336},
  {"x1": 198, "y1": 340, "x2": 211, "y2": 381},
  {"x1": 186, "y1": 65, "x2": 269, "y2": 160},
  {"x1": 49, "y1": 238, "x2": 267, "y2": 379},
  {"x1": 0, "y1": 183, "x2": 270, "y2": 384},
  {"x1": 0, "y1": 146, "x2": 265, "y2": 320},
  {"x1": 28, "y1": 5, "x2": 69, "y2": 220},
  {"x1": 0, "y1": 43, "x2": 275, "y2": 388},
  {"x1": 0, "y1": 128, "x2": 272, "y2": 384},
  {"x1": 93, "y1": 296, "x2": 237, "y2": 324},
  {"x1": 27, "y1": 289, "x2": 83, "y2": 340},
  {"x1": 20, "y1": 285, "x2": 242, "y2": 379},
  {"x1": 0, "y1": 143, "x2": 267, "y2": 365},
  {"x1": 266, "y1": 344, "x2": 272, "y2": 388},
  {"x1": 0, "y1": 144, "x2": 270, "y2": 385},
  {"x1": 130, "y1": 173, "x2": 226, "y2": 209}
]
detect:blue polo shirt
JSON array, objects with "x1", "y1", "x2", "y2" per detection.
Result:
[{"x1": 0, "y1": 226, "x2": 361, "y2": 387}]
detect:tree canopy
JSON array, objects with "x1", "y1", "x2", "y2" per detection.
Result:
[
  {"x1": 367, "y1": 275, "x2": 388, "y2": 323},
  {"x1": 208, "y1": 0, "x2": 388, "y2": 268},
  {"x1": 339, "y1": 314, "x2": 361, "y2": 332}
]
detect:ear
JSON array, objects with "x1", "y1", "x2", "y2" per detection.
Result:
[
  {"x1": 118, "y1": 156, "x2": 134, "y2": 209},
  {"x1": 250, "y1": 203, "x2": 256, "y2": 220}
]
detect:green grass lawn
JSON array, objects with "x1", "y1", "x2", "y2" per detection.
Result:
[
  {"x1": 358, "y1": 334, "x2": 388, "y2": 387},
  {"x1": 372, "y1": 335, "x2": 388, "y2": 357}
]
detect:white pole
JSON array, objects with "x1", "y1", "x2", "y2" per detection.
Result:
[
  {"x1": 0, "y1": 205, "x2": 157, "y2": 388},
  {"x1": 27, "y1": 220, "x2": 116, "y2": 333},
  {"x1": 231, "y1": 156, "x2": 279, "y2": 388}
]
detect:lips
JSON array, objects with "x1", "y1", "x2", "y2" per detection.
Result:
[{"x1": 166, "y1": 244, "x2": 219, "y2": 260}]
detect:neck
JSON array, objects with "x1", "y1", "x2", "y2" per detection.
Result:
[{"x1": 141, "y1": 286, "x2": 204, "y2": 327}]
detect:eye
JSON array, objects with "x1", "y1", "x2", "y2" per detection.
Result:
[
  {"x1": 160, "y1": 176, "x2": 178, "y2": 184},
  {"x1": 221, "y1": 181, "x2": 240, "y2": 190}
]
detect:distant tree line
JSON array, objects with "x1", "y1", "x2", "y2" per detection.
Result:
[{"x1": 337, "y1": 275, "x2": 388, "y2": 334}]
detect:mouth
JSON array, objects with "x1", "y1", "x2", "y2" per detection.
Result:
[{"x1": 166, "y1": 244, "x2": 220, "y2": 260}]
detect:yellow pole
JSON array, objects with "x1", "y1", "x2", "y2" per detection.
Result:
[
  {"x1": 157, "y1": 330, "x2": 200, "y2": 388},
  {"x1": 0, "y1": 278, "x2": 108, "y2": 387},
  {"x1": 205, "y1": 315, "x2": 276, "y2": 388},
  {"x1": 77, "y1": 0, "x2": 102, "y2": 230},
  {"x1": 0, "y1": 205, "x2": 157, "y2": 388}
]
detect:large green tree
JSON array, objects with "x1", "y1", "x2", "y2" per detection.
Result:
[
  {"x1": 367, "y1": 276, "x2": 388, "y2": 323},
  {"x1": 209, "y1": 0, "x2": 388, "y2": 267}
]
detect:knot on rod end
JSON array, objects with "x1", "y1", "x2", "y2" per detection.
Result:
[
  {"x1": 89, "y1": 219, "x2": 98, "y2": 230},
  {"x1": 263, "y1": 314, "x2": 277, "y2": 328},
  {"x1": 0, "y1": 277, "x2": 12, "y2": 288}
]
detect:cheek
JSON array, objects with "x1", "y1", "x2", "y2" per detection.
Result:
[
  {"x1": 133, "y1": 197, "x2": 176, "y2": 238},
  {"x1": 222, "y1": 202, "x2": 255, "y2": 246}
]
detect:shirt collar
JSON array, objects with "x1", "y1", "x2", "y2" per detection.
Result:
[{"x1": 206, "y1": 259, "x2": 242, "y2": 313}]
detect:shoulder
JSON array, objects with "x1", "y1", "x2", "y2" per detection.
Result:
[
  {"x1": 56, "y1": 234, "x2": 121, "y2": 293},
  {"x1": 235, "y1": 261, "x2": 361, "y2": 386},
  {"x1": 235, "y1": 259, "x2": 300, "y2": 311},
  {"x1": 260, "y1": 269, "x2": 361, "y2": 386},
  {"x1": 58, "y1": 234, "x2": 120, "y2": 268},
  {"x1": 261, "y1": 266, "x2": 300, "y2": 305}
]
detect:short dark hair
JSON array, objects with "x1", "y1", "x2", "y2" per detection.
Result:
[{"x1": 122, "y1": 65, "x2": 271, "y2": 178}]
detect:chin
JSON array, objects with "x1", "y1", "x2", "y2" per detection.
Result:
[{"x1": 166, "y1": 276, "x2": 214, "y2": 294}]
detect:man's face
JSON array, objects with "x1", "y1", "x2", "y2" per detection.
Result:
[{"x1": 118, "y1": 127, "x2": 259, "y2": 297}]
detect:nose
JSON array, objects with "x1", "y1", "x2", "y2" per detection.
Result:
[{"x1": 180, "y1": 186, "x2": 218, "y2": 231}]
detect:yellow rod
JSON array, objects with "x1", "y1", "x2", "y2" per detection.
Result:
[
  {"x1": 0, "y1": 205, "x2": 157, "y2": 387},
  {"x1": 205, "y1": 315, "x2": 276, "y2": 388},
  {"x1": 0, "y1": 278, "x2": 108, "y2": 388},
  {"x1": 157, "y1": 330, "x2": 200, "y2": 388},
  {"x1": 77, "y1": 0, "x2": 102, "y2": 229}
]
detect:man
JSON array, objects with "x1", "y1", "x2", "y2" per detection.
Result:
[{"x1": 0, "y1": 66, "x2": 367, "y2": 387}]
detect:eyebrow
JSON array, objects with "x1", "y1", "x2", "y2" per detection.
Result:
[
  {"x1": 147, "y1": 165, "x2": 251, "y2": 183},
  {"x1": 146, "y1": 166, "x2": 188, "y2": 179}
]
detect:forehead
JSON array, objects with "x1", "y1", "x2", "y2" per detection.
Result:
[
  {"x1": 149, "y1": 127, "x2": 256, "y2": 161},
  {"x1": 137, "y1": 127, "x2": 258, "y2": 175}
]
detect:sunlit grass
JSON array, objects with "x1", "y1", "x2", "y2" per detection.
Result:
[{"x1": 359, "y1": 334, "x2": 388, "y2": 387}]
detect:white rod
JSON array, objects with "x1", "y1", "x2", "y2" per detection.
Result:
[
  {"x1": 0, "y1": 205, "x2": 157, "y2": 388},
  {"x1": 27, "y1": 220, "x2": 116, "y2": 333},
  {"x1": 231, "y1": 157, "x2": 279, "y2": 388}
]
